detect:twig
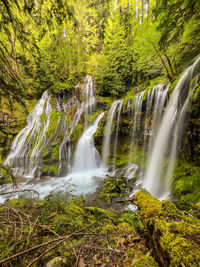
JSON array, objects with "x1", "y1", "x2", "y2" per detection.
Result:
[
  {"x1": 0, "y1": 222, "x2": 95, "y2": 265},
  {"x1": 0, "y1": 189, "x2": 40, "y2": 201},
  {"x1": 0, "y1": 163, "x2": 17, "y2": 188},
  {"x1": 27, "y1": 222, "x2": 95, "y2": 267}
]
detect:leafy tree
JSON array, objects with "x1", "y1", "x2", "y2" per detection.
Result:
[{"x1": 96, "y1": 8, "x2": 133, "y2": 97}]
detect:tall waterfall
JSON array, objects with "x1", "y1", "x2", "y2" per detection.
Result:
[
  {"x1": 4, "y1": 91, "x2": 54, "y2": 177},
  {"x1": 144, "y1": 56, "x2": 200, "y2": 198}
]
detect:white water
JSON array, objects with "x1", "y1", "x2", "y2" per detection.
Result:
[
  {"x1": 113, "y1": 100, "x2": 124, "y2": 165},
  {"x1": 4, "y1": 91, "x2": 53, "y2": 177},
  {"x1": 73, "y1": 113, "x2": 104, "y2": 172},
  {"x1": 129, "y1": 92, "x2": 144, "y2": 162},
  {"x1": 102, "y1": 100, "x2": 122, "y2": 166},
  {"x1": 64, "y1": 112, "x2": 106, "y2": 194},
  {"x1": 143, "y1": 85, "x2": 169, "y2": 161},
  {"x1": 144, "y1": 56, "x2": 200, "y2": 198}
]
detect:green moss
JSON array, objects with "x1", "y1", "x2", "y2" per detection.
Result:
[
  {"x1": 42, "y1": 164, "x2": 58, "y2": 176},
  {"x1": 87, "y1": 110, "x2": 102, "y2": 123},
  {"x1": 47, "y1": 110, "x2": 62, "y2": 137},
  {"x1": 70, "y1": 123, "x2": 83, "y2": 144},
  {"x1": 131, "y1": 256, "x2": 159, "y2": 267},
  {"x1": 160, "y1": 200, "x2": 182, "y2": 219},
  {"x1": 135, "y1": 191, "x2": 200, "y2": 267},
  {"x1": 172, "y1": 160, "x2": 200, "y2": 203},
  {"x1": 65, "y1": 115, "x2": 71, "y2": 125},
  {"x1": 135, "y1": 191, "x2": 162, "y2": 221},
  {"x1": 160, "y1": 233, "x2": 200, "y2": 266},
  {"x1": 112, "y1": 146, "x2": 145, "y2": 168},
  {"x1": 193, "y1": 82, "x2": 200, "y2": 102},
  {"x1": 51, "y1": 142, "x2": 60, "y2": 162},
  {"x1": 99, "y1": 177, "x2": 129, "y2": 200},
  {"x1": 0, "y1": 167, "x2": 12, "y2": 185},
  {"x1": 41, "y1": 113, "x2": 47, "y2": 122}
]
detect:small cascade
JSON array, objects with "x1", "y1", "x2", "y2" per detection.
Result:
[
  {"x1": 126, "y1": 98, "x2": 131, "y2": 121},
  {"x1": 82, "y1": 75, "x2": 96, "y2": 127},
  {"x1": 102, "y1": 100, "x2": 122, "y2": 166},
  {"x1": 65, "y1": 113, "x2": 106, "y2": 195},
  {"x1": 73, "y1": 113, "x2": 104, "y2": 172},
  {"x1": 144, "y1": 56, "x2": 200, "y2": 198},
  {"x1": 129, "y1": 92, "x2": 145, "y2": 161},
  {"x1": 69, "y1": 75, "x2": 96, "y2": 133},
  {"x1": 113, "y1": 100, "x2": 124, "y2": 165}
]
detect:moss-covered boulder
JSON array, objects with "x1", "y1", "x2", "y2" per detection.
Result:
[{"x1": 135, "y1": 191, "x2": 200, "y2": 267}]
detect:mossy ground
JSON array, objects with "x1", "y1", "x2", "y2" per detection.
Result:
[{"x1": 0, "y1": 192, "x2": 150, "y2": 267}]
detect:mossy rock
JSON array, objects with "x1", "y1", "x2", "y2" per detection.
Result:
[
  {"x1": 131, "y1": 256, "x2": 159, "y2": 267},
  {"x1": 70, "y1": 123, "x2": 83, "y2": 145},
  {"x1": 135, "y1": 191, "x2": 200, "y2": 267}
]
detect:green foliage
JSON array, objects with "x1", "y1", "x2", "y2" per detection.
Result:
[
  {"x1": 0, "y1": 191, "x2": 152, "y2": 266},
  {"x1": 99, "y1": 177, "x2": 128, "y2": 200},
  {"x1": 172, "y1": 161, "x2": 200, "y2": 203},
  {"x1": 70, "y1": 123, "x2": 83, "y2": 144},
  {"x1": 131, "y1": 256, "x2": 159, "y2": 267},
  {"x1": 96, "y1": 9, "x2": 133, "y2": 97},
  {"x1": 0, "y1": 167, "x2": 12, "y2": 185}
]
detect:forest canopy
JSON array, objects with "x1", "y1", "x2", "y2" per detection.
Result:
[{"x1": 0, "y1": 0, "x2": 200, "y2": 112}]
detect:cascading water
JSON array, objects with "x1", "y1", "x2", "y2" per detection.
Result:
[
  {"x1": 64, "y1": 113, "x2": 106, "y2": 194},
  {"x1": 73, "y1": 113, "x2": 104, "y2": 172},
  {"x1": 113, "y1": 100, "x2": 124, "y2": 165},
  {"x1": 4, "y1": 75, "x2": 97, "y2": 179},
  {"x1": 2, "y1": 76, "x2": 105, "y2": 199},
  {"x1": 102, "y1": 100, "x2": 122, "y2": 166},
  {"x1": 126, "y1": 98, "x2": 131, "y2": 121},
  {"x1": 143, "y1": 56, "x2": 200, "y2": 198},
  {"x1": 143, "y1": 85, "x2": 169, "y2": 156},
  {"x1": 129, "y1": 92, "x2": 145, "y2": 161},
  {"x1": 4, "y1": 91, "x2": 54, "y2": 177}
]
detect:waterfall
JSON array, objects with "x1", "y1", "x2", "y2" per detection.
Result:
[
  {"x1": 143, "y1": 56, "x2": 200, "y2": 198},
  {"x1": 69, "y1": 75, "x2": 96, "y2": 133},
  {"x1": 129, "y1": 92, "x2": 145, "y2": 161},
  {"x1": 143, "y1": 85, "x2": 169, "y2": 155},
  {"x1": 4, "y1": 75, "x2": 97, "y2": 179},
  {"x1": 64, "y1": 113, "x2": 106, "y2": 195},
  {"x1": 4, "y1": 91, "x2": 53, "y2": 177},
  {"x1": 73, "y1": 113, "x2": 104, "y2": 172},
  {"x1": 102, "y1": 100, "x2": 122, "y2": 166},
  {"x1": 126, "y1": 98, "x2": 131, "y2": 121},
  {"x1": 113, "y1": 100, "x2": 124, "y2": 165},
  {"x1": 82, "y1": 75, "x2": 96, "y2": 128}
]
